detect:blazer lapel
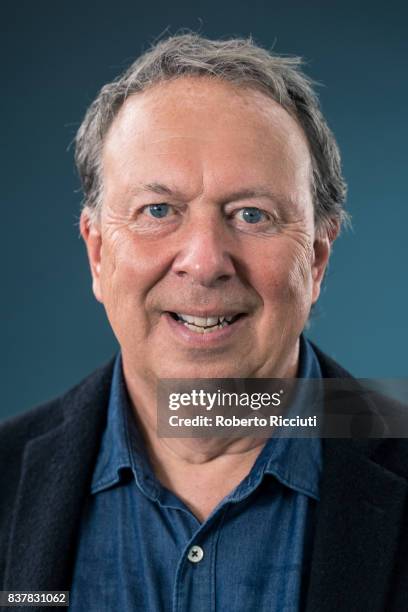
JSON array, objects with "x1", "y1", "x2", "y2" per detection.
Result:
[
  {"x1": 3, "y1": 361, "x2": 114, "y2": 594},
  {"x1": 306, "y1": 439, "x2": 408, "y2": 612}
]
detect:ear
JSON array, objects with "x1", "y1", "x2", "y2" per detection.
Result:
[
  {"x1": 80, "y1": 208, "x2": 103, "y2": 303},
  {"x1": 311, "y1": 221, "x2": 339, "y2": 304}
]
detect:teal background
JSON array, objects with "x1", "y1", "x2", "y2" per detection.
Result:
[{"x1": 2, "y1": 0, "x2": 407, "y2": 419}]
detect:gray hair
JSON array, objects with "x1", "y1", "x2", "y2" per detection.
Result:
[{"x1": 75, "y1": 33, "x2": 348, "y2": 232}]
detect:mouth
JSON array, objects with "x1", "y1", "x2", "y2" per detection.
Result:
[{"x1": 167, "y1": 311, "x2": 246, "y2": 334}]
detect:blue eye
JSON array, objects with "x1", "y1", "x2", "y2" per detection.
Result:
[
  {"x1": 147, "y1": 203, "x2": 169, "y2": 218},
  {"x1": 240, "y1": 207, "x2": 265, "y2": 224}
]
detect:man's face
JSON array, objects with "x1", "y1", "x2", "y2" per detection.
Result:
[{"x1": 82, "y1": 77, "x2": 332, "y2": 382}]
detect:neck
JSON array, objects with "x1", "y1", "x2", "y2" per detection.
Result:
[
  {"x1": 121, "y1": 342, "x2": 300, "y2": 520},
  {"x1": 122, "y1": 337, "x2": 300, "y2": 458}
]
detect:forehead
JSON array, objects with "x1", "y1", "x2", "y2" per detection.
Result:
[{"x1": 102, "y1": 77, "x2": 312, "y2": 202}]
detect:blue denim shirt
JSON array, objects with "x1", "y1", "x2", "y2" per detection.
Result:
[{"x1": 70, "y1": 336, "x2": 322, "y2": 612}]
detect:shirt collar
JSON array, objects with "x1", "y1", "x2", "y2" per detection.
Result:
[
  {"x1": 226, "y1": 335, "x2": 322, "y2": 502},
  {"x1": 91, "y1": 334, "x2": 322, "y2": 501},
  {"x1": 91, "y1": 354, "x2": 159, "y2": 498}
]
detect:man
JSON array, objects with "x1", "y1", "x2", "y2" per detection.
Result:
[{"x1": 1, "y1": 33, "x2": 407, "y2": 611}]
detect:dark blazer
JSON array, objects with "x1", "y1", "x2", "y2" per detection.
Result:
[{"x1": 1, "y1": 346, "x2": 407, "y2": 612}]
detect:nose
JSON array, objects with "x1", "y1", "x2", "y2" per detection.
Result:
[{"x1": 172, "y1": 216, "x2": 236, "y2": 287}]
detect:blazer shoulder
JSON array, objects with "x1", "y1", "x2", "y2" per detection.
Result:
[
  {"x1": 311, "y1": 342, "x2": 408, "y2": 479},
  {"x1": 308, "y1": 340, "x2": 354, "y2": 379},
  {"x1": 0, "y1": 358, "x2": 116, "y2": 465},
  {"x1": 0, "y1": 358, "x2": 116, "y2": 588}
]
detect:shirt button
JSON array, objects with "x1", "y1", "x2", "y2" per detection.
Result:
[{"x1": 187, "y1": 545, "x2": 204, "y2": 563}]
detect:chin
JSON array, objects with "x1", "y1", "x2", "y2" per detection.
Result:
[{"x1": 158, "y1": 361, "x2": 250, "y2": 380}]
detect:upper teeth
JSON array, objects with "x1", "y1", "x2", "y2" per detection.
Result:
[{"x1": 177, "y1": 314, "x2": 233, "y2": 326}]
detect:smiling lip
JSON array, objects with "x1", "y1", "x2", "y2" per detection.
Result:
[{"x1": 163, "y1": 311, "x2": 248, "y2": 347}]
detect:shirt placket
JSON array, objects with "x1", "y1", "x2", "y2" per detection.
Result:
[{"x1": 173, "y1": 530, "x2": 216, "y2": 612}]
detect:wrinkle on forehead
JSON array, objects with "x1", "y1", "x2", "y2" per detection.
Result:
[
  {"x1": 101, "y1": 76, "x2": 314, "y2": 220},
  {"x1": 104, "y1": 76, "x2": 310, "y2": 156}
]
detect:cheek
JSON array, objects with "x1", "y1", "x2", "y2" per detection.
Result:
[
  {"x1": 251, "y1": 240, "x2": 314, "y2": 309},
  {"x1": 99, "y1": 230, "x2": 170, "y2": 309},
  {"x1": 287, "y1": 245, "x2": 314, "y2": 299}
]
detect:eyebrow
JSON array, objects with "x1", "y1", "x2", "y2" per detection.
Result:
[
  {"x1": 133, "y1": 182, "x2": 296, "y2": 209},
  {"x1": 136, "y1": 182, "x2": 176, "y2": 197}
]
